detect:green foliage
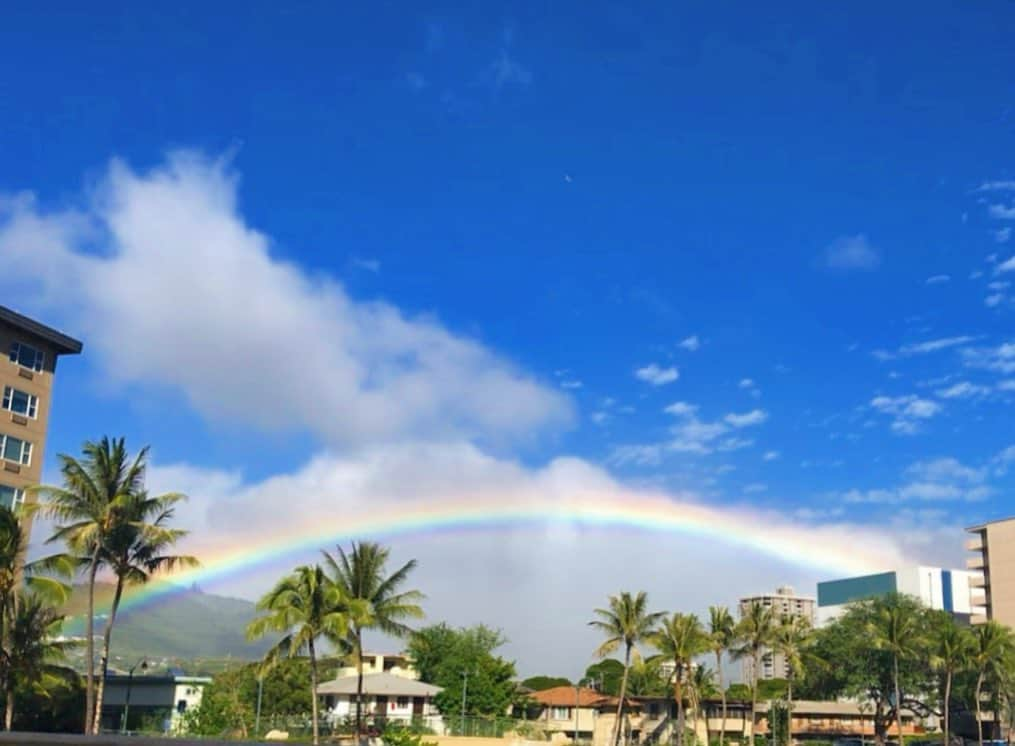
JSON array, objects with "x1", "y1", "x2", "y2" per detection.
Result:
[
  {"x1": 408, "y1": 623, "x2": 519, "y2": 720},
  {"x1": 756, "y1": 678, "x2": 788, "y2": 700},
  {"x1": 521, "y1": 675, "x2": 572, "y2": 691},
  {"x1": 584, "y1": 659, "x2": 624, "y2": 695},
  {"x1": 726, "y1": 683, "x2": 751, "y2": 701},
  {"x1": 381, "y1": 722, "x2": 438, "y2": 746},
  {"x1": 768, "y1": 701, "x2": 791, "y2": 746},
  {"x1": 9, "y1": 665, "x2": 83, "y2": 732}
]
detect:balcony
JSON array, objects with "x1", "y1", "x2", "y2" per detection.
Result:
[
  {"x1": 971, "y1": 614, "x2": 989, "y2": 625},
  {"x1": 966, "y1": 536, "x2": 985, "y2": 552},
  {"x1": 967, "y1": 555, "x2": 986, "y2": 570},
  {"x1": 969, "y1": 573, "x2": 987, "y2": 588}
]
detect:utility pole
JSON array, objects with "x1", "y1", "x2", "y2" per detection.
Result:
[
  {"x1": 121, "y1": 657, "x2": 148, "y2": 734},
  {"x1": 461, "y1": 671, "x2": 469, "y2": 736},
  {"x1": 255, "y1": 674, "x2": 264, "y2": 736}
]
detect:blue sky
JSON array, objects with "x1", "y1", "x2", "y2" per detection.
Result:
[{"x1": 2, "y1": 2, "x2": 1014, "y2": 672}]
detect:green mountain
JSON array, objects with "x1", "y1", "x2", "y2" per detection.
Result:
[{"x1": 61, "y1": 582, "x2": 272, "y2": 668}]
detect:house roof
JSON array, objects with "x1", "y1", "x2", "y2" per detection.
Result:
[
  {"x1": 317, "y1": 672, "x2": 442, "y2": 697},
  {"x1": 0, "y1": 305, "x2": 83, "y2": 355},
  {"x1": 528, "y1": 686, "x2": 636, "y2": 710},
  {"x1": 762, "y1": 700, "x2": 917, "y2": 717}
]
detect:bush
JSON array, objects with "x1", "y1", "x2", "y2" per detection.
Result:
[{"x1": 382, "y1": 722, "x2": 438, "y2": 746}]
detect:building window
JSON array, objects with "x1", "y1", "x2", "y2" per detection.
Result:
[
  {"x1": 2, "y1": 387, "x2": 38, "y2": 418},
  {"x1": 0, "y1": 485, "x2": 23, "y2": 511},
  {"x1": 551, "y1": 707, "x2": 571, "y2": 720},
  {"x1": 397, "y1": 697, "x2": 409, "y2": 708},
  {"x1": 8, "y1": 343, "x2": 44, "y2": 373},
  {"x1": 0, "y1": 434, "x2": 32, "y2": 465}
]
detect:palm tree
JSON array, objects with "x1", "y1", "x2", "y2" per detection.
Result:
[
  {"x1": 772, "y1": 615, "x2": 813, "y2": 708},
  {"x1": 971, "y1": 621, "x2": 1014, "y2": 746},
  {"x1": 3, "y1": 591, "x2": 74, "y2": 730},
  {"x1": 649, "y1": 612, "x2": 710, "y2": 746},
  {"x1": 589, "y1": 591, "x2": 664, "y2": 746},
  {"x1": 730, "y1": 600, "x2": 775, "y2": 742},
  {"x1": 247, "y1": 564, "x2": 361, "y2": 746},
  {"x1": 90, "y1": 490, "x2": 198, "y2": 734},
  {"x1": 688, "y1": 665, "x2": 719, "y2": 738},
  {"x1": 33, "y1": 437, "x2": 149, "y2": 734},
  {"x1": 866, "y1": 595, "x2": 925, "y2": 746},
  {"x1": 323, "y1": 542, "x2": 424, "y2": 743},
  {"x1": 708, "y1": 605, "x2": 736, "y2": 746},
  {"x1": 929, "y1": 614, "x2": 972, "y2": 746}
]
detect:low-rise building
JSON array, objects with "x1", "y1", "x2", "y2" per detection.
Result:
[
  {"x1": 317, "y1": 671, "x2": 444, "y2": 733},
  {"x1": 333, "y1": 652, "x2": 420, "y2": 680},
  {"x1": 754, "y1": 700, "x2": 923, "y2": 740},
  {"x1": 817, "y1": 566, "x2": 974, "y2": 625},
  {"x1": 967, "y1": 517, "x2": 1015, "y2": 626},
  {"x1": 98, "y1": 673, "x2": 210, "y2": 734}
]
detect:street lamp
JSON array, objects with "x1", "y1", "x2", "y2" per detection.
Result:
[
  {"x1": 460, "y1": 671, "x2": 469, "y2": 736},
  {"x1": 121, "y1": 657, "x2": 148, "y2": 734}
]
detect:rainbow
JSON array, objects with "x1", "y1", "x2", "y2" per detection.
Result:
[{"x1": 106, "y1": 489, "x2": 903, "y2": 616}]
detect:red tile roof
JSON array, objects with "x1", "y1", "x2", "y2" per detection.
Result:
[{"x1": 528, "y1": 686, "x2": 637, "y2": 709}]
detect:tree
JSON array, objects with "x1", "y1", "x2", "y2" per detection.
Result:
[
  {"x1": 649, "y1": 612, "x2": 709, "y2": 746},
  {"x1": 970, "y1": 621, "x2": 1014, "y2": 746},
  {"x1": 3, "y1": 592, "x2": 74, "y2": 729},
  {"x1": 521, "y1": 676, "x2": 572, "y2": 692},
  {"x1": 324, "y1": 542, "x2": 424, "y2": 743},
  {"x1": 772, "y1": 615, "x2": 814, "y2": 708},
  {"x1": 407, "y1": 623, "x2": 519, "y2": 724},
  {"x1": 584, "y1": 659, "x2": 625, "y2": 696},
  {"x1": 90, "y1": 490, "x2": 198, "y2": 734},
  {"x1": 867, "y1": 594, "x2": 927, "y2": 745},
  {"x1": 730, "y1": 600, "x2": 775, "y2": 740},
  {"x1": 799, "y1": 595, "x2": 932, "y2": 746},
  {"x1": 246, "y1": 564, "x2": 360, "y2": 746},
  {"x1": 928, "y1": 613, "x2": 972, "y2": 746},
  {"x1": 34, "y1": 436, "x2": 150, "y2": 734},
  {"x1": 624, "y1": 657, "x2": 668, "y2": 698},
  {"x1": 688, "y1": 666, "x2": 718, "y2": 737},
  {"x1": 589, "y1": 591, "x2": 664, "y2": 746},
  {"x1": 708, "y1": 605, "x2": 736, "y2": 746}
]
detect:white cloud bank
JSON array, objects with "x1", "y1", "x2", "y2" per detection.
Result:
[
  {"x1": 822, "y1": 234, "x2": 881, "y2": 271},
  {"x1": 0, "y1": 153, "x2": 571, "y2": 446}
]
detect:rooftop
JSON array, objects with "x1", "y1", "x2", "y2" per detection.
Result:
[
  {"x1": 0, "y1": 305, "x2": 83, "y2": 355},
  {"x1": 317, "y1": 672, "x2": 441, "y2": 697},
  {"x1": 528, "y1": 686, "x2": 633, "y2": 709},
  {"x1": 966, "y1": 516, "x2": 1015, "y2": 532}
]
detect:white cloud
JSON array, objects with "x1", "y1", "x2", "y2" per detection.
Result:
[
  {"x1": 663, "y1": 401, "x2": 697, "y2": 417},
  {"x1": 139, "y1": 442, "x2": 924, "y2": 675},
  {"x1": 489, "y1": 50, "x2": 532, "y2": 88},
  {"x1": 352, "y1": 257, "x2": 381, "y2": 272},
  {"x1": 978, "y1": 181, "x2": 1015, "y2": 192},
  {"x1": 870, "y1": 395, "x2": 942, "y2": 435},
  {"x1": 0, "y1": 153, "x2": 572, "y2": 445},
  {"x1": 998, "y1": 256, "x2": 1015, "y2": 273},
  {"x1": 898, "y1": 336, "x2": 976, "y2": 355},
  {"x1": 822, "y1": 234, "x2": 881, "y2": 270},
  {"x1": 962, "y1": 342, "x2": 1015, "y2": 375},
  {"x1": 906, "y1": 457, "x2": 985, "y2": 484},
  {"x1": 842, "y1": 456, "x2": 992, "y2": 505},
  {"x1": 560, "y1": 380, "x2": 583, "y2": 390},
  {"x1": 989, "y1": 204, "x2": 1015, "y2": 220},
  {"x1": 763, "y1": 450, "x2": 781, "y2": 462},
  {"x1": 926, "y1": 274, "x2": 951, "y2": 285},
  {"x1": 739, "y1": 378, "x2": 755, "y2": 389},
  {"x1": 995, "y1": 227, "x2": 1012, "y2": 244},
  {"x1": 998, "y1": 380, "x2": 1015, "y2": 391},
  {"x1": 986, "y1": 294, "x2": 1005, "y2": 308},
  {"x1": 677, "y1": 335, "x2": 700, "y2": 352},
  {"x1": 635, "y1": 364, "x2": 679, "y2": 386},
  {"x1": 724, "y1": 409, "x2": 768, "y2": 428},
  {"x1": 936, "y1": 381, "x2": 990, "y2": 399}
]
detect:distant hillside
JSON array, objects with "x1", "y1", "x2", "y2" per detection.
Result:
[{"x1": 61, "y1": 582, "x2": 272, "y2": 666}]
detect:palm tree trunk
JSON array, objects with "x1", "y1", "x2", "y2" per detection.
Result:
[
  {"x1": 310, "y1": 637, "x2": 320, "y2": 746},
  {"x1": 716, "y1": 651, "x2": 726, "y2": 746},
  {"x1": 355, "y1": 631, "x2": 365, "y2": 745},
  {"x1": 84, "y1": 550, "x2": 100, "y2": 734},
  {"x1": 943, "y1": 671, "x2": 951, "y2": 746},
  {"x1": 751, "y1": 649, "x2": 759, "y2": 746},
  {"x1": 893, "y1": 655, "x2": 903, "y2": 746},
  {"x1": 976, "y1": 673, "x2": 985, "y2": 746},
  {"x1": 5, "y1": 688, "x2": 13, "y2": 731},
  {"x1": 613, "y1": 645, "x2": 632, "y2": 746},
  {"x1": 675, "y1": 663, "x2": 685, "y2": 746},
  {"x1": 91, "y1": 576, "x2": 124, "y2": 735}
]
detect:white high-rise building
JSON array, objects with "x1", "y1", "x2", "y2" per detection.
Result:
[
  {"x1": 738, "y1": 585, "x2": 815, "y2": 680},
  {"x1": 816, "y1": 566, "x2": 974, "y2": 626}
]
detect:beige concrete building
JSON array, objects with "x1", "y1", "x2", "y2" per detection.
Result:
[
  {"x1": 738, "y1": 585, "x2": 815, "y2": 680},
  {"x1": 0, "y1": 306, "x2": 82, "y2": 538},
  {"x1": 967, "y1": 517, "x2": 1015, "y2": 626}
]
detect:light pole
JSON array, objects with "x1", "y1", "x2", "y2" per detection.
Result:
[
  {"x1": 121, "y1": 657, "x2": 148, "y2": 734},
  {"x1": 255, "y1": 673, "x2": 264, "y2": 736},
  {"x1": 461, "y1": 671, "x2": 469, "y2": 736}
]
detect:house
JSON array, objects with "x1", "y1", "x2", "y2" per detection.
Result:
[
  {"x1": 317, "y1": 671, "x2": 444, "y2": 733},
  {"x1": 524, "y1": 686, "x2": 643, "y2": 746},
  {"x1": 333, "y1": 652, "x2": 420, "y2": 681},
  {"x1": 98, "y1": 673, "x2": 211, "y2": 734},
  {"x1": 754, "y1": 700, "x2": 924, "y2": 741}
]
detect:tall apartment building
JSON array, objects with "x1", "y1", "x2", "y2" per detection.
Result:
[
  {"x1": 0, "y1": 306, "x2": 82, "y2": 540},
  {"x1": 738, "y1": 585, "x2": 815, "y2": 680},
  {"x1": 967, "y1": 518, "x2": 1015, "y2": 626},
  {"x1": 817, "y1": 566, "x2": 974, "y2": 626}
]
